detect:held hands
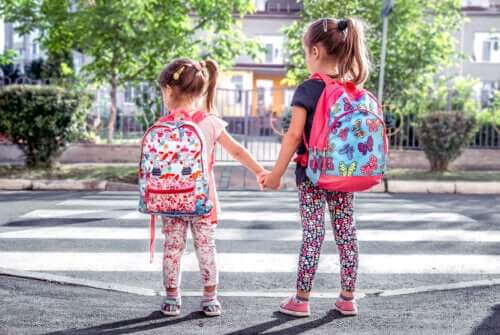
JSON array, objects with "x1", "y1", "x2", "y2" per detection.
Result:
[{"x1": 256, "y1": 169, "x2": 281, "y2": 191}]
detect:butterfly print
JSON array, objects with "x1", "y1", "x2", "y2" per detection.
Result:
[
  {"x1": 351, "y1": 119, "x2": 366, "y2": 138},
  {"x1": 339, "y1": 143, "x2": 354, "y2": 160},
  {"x1": 358, "y1": 136, "x2": 373, "y2": 156},
  {"x1": 343, "y1": 97, "x2": 355, "y2": 113},
  {"x1": 338, "y1": 127, "x2": 349, "y2": 141},
  {"x1": 357, "y1": 103, "x2": 371, "y2": 115},
  {"x1": 324, "y1": 158, "x2": 334, "y2": 171},
  {"x1": 361, "y1": 155, "x2": 378, "y2": 176},
  {"x1": 339, "y1": 161, "x2": 357, "y2": 176},
  {"x1": 366, "y1": 119, "x2": 380, "y2": 132},
  {"x1": 310, "y1": 157, "x2": 319, "y2": 173}
]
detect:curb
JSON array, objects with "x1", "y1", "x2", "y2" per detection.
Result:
[
  {"x1": 1, "y1": 178, "x2": 500, "y2": 194},
  {"x1": 2, "y1": 267, "x2": 499, "y2": 300}
]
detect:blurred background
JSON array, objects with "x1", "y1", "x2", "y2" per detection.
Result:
[{"x1": 0, "y1": 0, "x2": 499, "y2": 170}]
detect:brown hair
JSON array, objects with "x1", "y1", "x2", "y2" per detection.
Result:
[
  {"x1": 159, "y1": 58, "x2": 219, "y2": 112},
  {"x1": 304, "y1": 18, "x2": 370, "y2": 85}
]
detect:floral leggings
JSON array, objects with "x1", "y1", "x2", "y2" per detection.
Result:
[
  {"x1": 297, "y1": 180, "x2": 358, "y2": 292},
  {"x1": 162, "y1": 216, "x2": 218, "y2": 289}
]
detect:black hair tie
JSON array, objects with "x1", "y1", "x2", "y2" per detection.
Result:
[{"x1": 337, "y1": 19, "x2": 349, "y2": 32}]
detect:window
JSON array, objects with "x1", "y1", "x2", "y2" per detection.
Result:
[
  {"x1": 256, "y1": 79, "x2": 273, "y2": 115},
  {"x1": 258, "y1": 35, "x2": 284, "y2": 64},
  {"x1": 13, "y1": 31, "x2": 24, "y2": 45},
  {"x1": 32, "y1": 42, "x2": 38, "y2": 56},
  {"x1": 463, "y1": 0, "x2": 490, "y2": 7},
  {"x1": 473, "y1": 33, "x2": 500, "y2": 62},
  {"x1": 124, "y1": 85, "x2": 134, "y2": 103},
  {"x1": 481, "y1": 81, "x2": 500, "y2": 107},
  {"x1": 231, "y1": 75, "x2": 243, "y2": 104}
]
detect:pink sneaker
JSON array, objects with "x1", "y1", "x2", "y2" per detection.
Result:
[
  {"x1": 334, "y1": 296, "x2": 358, "y2": 316},
  {"x1": 279, "y1": 296, "x2": 310, "y2": 317}
]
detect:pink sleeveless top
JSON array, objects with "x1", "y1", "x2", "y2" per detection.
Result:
[{"x1": 196, "y1": 114, "x2": 228, "y2": 224}]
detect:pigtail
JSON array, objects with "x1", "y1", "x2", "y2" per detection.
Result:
[
  {"x1": 204, "y1": 59, "x2": 219, "y2": 113},
  {"x1": 340, "y1": 19, "x2": 370, "y2": 85}
]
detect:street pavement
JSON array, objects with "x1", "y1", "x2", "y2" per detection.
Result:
[{"x1": 1, "y1": 190, "x2": 500, "y2": 334}]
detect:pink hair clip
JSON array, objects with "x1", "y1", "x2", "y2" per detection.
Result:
[{"x1": 322, "y1": 19, "x2": 328, "y2": 32}]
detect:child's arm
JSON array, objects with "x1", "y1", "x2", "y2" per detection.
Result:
[
  {"x1": 263, "y1": 106, "x2": 307, "y2": 189},
  {"x1": 218, "y1": 130, "x2": 267, "y2": 176}
]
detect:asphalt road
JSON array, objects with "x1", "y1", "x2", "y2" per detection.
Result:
[{"x1": 1, "y1": 190, "x2": 500, "y2": 334}]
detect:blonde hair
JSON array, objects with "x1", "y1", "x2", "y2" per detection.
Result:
[{"x1": 304, "y1": 18, "x2": 371, "y2": 85}]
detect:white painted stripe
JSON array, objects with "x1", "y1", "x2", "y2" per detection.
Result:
[
  {"x1": 119, "y1": 210, "x2": 473, "y2": 223},
  {"x1": 21, "y1": 209, "x2": 103, "y2": 218},
  {"x1": 1, "y1": 227, "x2": 499, "y2": 243},
  {"x1": 120, "y1": 211, "x2": 300, "y2": 221},
  {"x1": 58, "y1": 199, "x2": 435, "y2": 211},
  {"x1": 358, "y1": 212, "x2": 474, "y2": 223},
  {"x1": 19, "y1": 208, "x2": 473, "y2": 223},
  {"x1": 58, "y1": 199, "x2": 138, "y2": 208},
  {"x1": 2, "y1": 252, "x2": 500, "y2": 274}
]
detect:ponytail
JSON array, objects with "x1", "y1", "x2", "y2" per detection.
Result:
[
  {"x1": 304, "y1": 17, "x2": 370, "y2": 85},
  {"x1": 204, "y1": 59, "x2": 218, "y2": 113}
]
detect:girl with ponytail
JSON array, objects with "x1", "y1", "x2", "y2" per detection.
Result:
[
  {"x1": 157, "y1": 58, "x2": 267, "y2": 317},
  {"x1": 261, "y1": 18, "x2": 371, "y2": 317}
]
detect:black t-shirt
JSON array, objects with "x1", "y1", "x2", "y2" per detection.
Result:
[{"x1": 290, "y1": 79, "x2": 326, "y2": 185}]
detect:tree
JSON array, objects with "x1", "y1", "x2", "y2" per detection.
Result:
[
  {"x1": 1, "y1": 0, "x2": 259, "y2": 143},
  {"x1": 284, "y1": 0, "x2": 464, "y2": 115}
]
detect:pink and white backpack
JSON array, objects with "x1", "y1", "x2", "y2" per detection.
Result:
[
  {"x1": 138, "y1": 109, "x2": 212, "y2": 261},
  {"x1": 297, "y1": 73, "x2": 389, "y2": 192}
]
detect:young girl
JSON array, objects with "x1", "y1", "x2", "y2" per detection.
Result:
[
  {"x1": 158, "y1": 58, "x2": 267, "y2": 317},
  {"x1": 262, "y1": 18, "x2": 370, "y2": 317}
]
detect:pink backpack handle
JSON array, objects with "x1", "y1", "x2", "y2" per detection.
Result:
[{"x1": 158, "y1": 109, "x2": 208, "y2": 123}]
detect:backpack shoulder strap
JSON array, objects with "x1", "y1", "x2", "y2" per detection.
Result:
[
  {"x1": 310, "y1": 72, "x2": 338, "y2": 86},
  {"x1": 191, "y1": 110, "x2": 208, "y2": 123}
]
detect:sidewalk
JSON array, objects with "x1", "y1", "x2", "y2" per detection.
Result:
[
  {"x1": 1, "y1": 274, "x2": 499, "y2": 335},
  {"x1": 1, "y1": 164, "x2": 500, "y2": 194}
]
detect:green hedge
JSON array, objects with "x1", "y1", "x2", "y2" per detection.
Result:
[
  {"x1": 417, "y1": 111, "x2": 477, "y2": 172},
  {"x1": 0, "y1": 85, "x2": 89, "y2": 168}
]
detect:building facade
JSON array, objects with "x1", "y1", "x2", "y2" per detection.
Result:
[
  {"x1": 1, "y1": 0, "x2": 499, "y2": 116},
  {"x1": 461, "y1": 0, "x2": 500, "y2": 106}
]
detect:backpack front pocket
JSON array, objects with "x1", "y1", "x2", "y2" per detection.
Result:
[{"x1": 144, "y1": 181, "x2": 197, "y2": 214}]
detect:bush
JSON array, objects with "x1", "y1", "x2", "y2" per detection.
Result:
[
  {"x1": 0, "y1": 85, "x2": 89, "y2": 168},
  {"x1": 417, "y1": 111, "x2": 477, "y2": 172}
]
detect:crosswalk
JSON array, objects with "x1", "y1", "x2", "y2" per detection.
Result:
[{"x1": 1, "y1": 191, "x2": 499, "y2": 295}]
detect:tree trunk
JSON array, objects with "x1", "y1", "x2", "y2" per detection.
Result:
[
  {"x1": 430, "y1": 159, "x2": 449, "y2": 172},
  {"x1": 107, "y1": 74, "x2": 118, "y2": 144}
]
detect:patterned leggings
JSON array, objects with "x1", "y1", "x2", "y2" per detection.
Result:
[
  {"x1": 162, "y1": 216, "x2": 218, "y2": 289},
  {"x1": 297, "y1": 180, "x2": 358, "y2": 292}
]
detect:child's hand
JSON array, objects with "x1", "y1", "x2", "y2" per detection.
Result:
[
  {"x1": 262, "y1": 172, "x2": 281, "y2": 190},
  {"x1": 256, "y1": 169, "x2": 270, "y2": 191}
]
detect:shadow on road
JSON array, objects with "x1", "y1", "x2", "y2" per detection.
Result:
[
  {"x1": 226, "y1": 310, "x2": 347, "y2": 335},
  {"x1": 471, "y1": 304, "x2": 500, "y2": 335},
  {"x1": 5, "y1": 218, "x2": 105, "y2": 227},
  {"x1": 42, "y1": 311, "x2": 205, "y2": 335}
]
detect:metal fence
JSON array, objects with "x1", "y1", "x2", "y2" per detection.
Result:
[
  {"x1": 388, "y1": 113, "x2": 500, "y2": 149},
  {"x1": 1, "y1": 79, "x2": 499, "y2": 161}
]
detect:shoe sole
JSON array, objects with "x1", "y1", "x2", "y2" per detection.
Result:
[
  {"x1": 161, "y1": 310, "x2": 181, "y2": 317},
  {"x1": 279, "y1": 307, "x2": 310, "y2": 317},
  {"x1": 203, "y1": 310, "x2": 221, "y2": 317},
  {"x1": 334, "y1": 305, "x2": 358, "y2": 316}
]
